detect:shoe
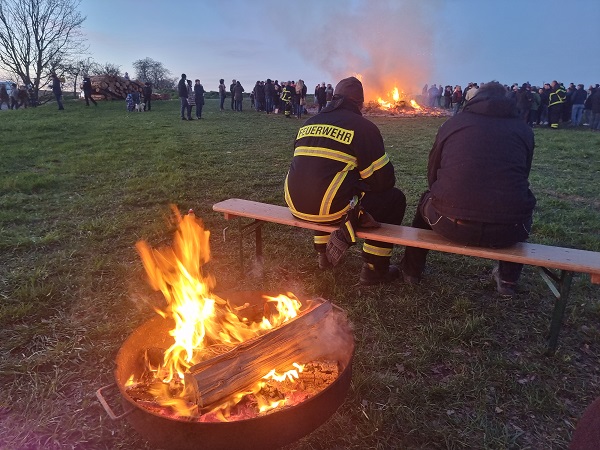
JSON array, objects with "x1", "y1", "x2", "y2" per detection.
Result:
[
  {"x1": 181, "y1": 117, "x2": 187, "y2": 120},
  {"x1": 402, "y1": 271, "x2": 420, "y2": 285},
  {"x1": 359, "y1": 264, "x2": 400, "y2": 285},
  {"x1": 492, "y1": 266, "x2": 516, "y2": 297},
  {"x1": 398, "y1": 256, "x2": 420, "y2": 285},
  {"x1": 317, "y1": 252, "x2": 332, "y2": 270}
]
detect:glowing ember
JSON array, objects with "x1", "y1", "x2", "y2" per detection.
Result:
[{"x1": 130, "y1": 207, "x2": 340, "y2": 421}]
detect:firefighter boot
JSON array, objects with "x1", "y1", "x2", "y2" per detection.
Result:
[{"x1": 359, "y1": 263, "x2": 400, "y2": 286}]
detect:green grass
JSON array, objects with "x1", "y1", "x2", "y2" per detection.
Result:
[{"x1": 0, "y1": 98, "x2": 599, "y2": 449}]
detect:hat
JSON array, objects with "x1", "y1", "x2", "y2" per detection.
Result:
[{"x1": 333, "y1": 76, "x2": 364, "y2": 104}]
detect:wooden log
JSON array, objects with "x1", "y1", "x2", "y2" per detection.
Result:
[{"x1": 184, "y1": 300, "x2": 341, "y2": 409}]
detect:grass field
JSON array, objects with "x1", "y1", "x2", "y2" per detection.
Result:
[{"x1": 0, "y1": 97, "x2": 599, "y2": 449}]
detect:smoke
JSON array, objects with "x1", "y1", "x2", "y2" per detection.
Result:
[{"x1": 263, "y1": 0, "x2": 440, "y2": 99}]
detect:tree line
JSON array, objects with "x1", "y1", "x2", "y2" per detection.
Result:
[{"x1": 0, "y1": 0, "x2": 176, "y2": 101}]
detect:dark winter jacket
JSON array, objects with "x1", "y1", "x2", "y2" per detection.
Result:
[
  {"x1": 194, "y1": 84, "x2": 205, "y2": 105},
  {"x1": 285, "y1": 100, "x2": 396, "y2": 223},
  {"x1": 427, "y1": 94, "x2": 536, "y2": 224},
  {"x1": 177, "y1": 78, "x2": 188, "y2": 97},
  {"x1": 82, "y1": 77, "x2": 93, "y2": 94},
  {"x1": 571, "y1": 87, "x2": 587, "y2": 105}
]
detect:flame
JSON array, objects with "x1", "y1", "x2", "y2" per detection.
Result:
[{"x1": 134, "y1": 207, "x2": 305, "y2": 418}]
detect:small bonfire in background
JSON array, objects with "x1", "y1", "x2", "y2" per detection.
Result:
[{"x1": 126, "y1": 207, "x2": 352, "y2": 422}]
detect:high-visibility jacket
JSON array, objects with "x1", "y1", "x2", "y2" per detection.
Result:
[
  {"x1": 284, "y1": 104, "x2": 396, "y2": 223},
  {"x1": 548, "y1": 85, "x2": 566, "y2": 107}
]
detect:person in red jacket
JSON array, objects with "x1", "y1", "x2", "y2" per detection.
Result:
[
  {"x1": 285, "y1": 76, "x2": 407, "y2": 285},
  {"x1": 401, "y1": 81, "x2": 536, "y2": 296}
]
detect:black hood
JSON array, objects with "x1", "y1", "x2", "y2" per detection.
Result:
[{"x1": 463, "y1": 94, "x2": 519, "y2": 118}]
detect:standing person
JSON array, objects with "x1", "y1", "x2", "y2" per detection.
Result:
[
  {"x1": 218, "y1": 79, "x2": 227, "y2": 111},
  {"x1": 9, "y1": 83, "x2": 19, "y2": 109},
  {"x1": 401, "y1": 82, "x2": 536, "y2": 296},
  {"x1": 325, "y1": 83, "x2": 334, "y2": 106},
  {"x1": 538, "y1": 84, "x2": 550, "y2": 125},
  {"x1": 529, "y1": 86, "x2": 541, "y2": 127},
  {"x1": 143, "y1": 82, "x2": 152, "y2": 111},
  {"x1": 233, "y1": 80, "x2": 244, "y2": 111},
  {"x1": 295, "y1": 79, "x2": 306, "y2": 119},
  {"x1": 280, "y1": 81, "x2": 293, "y2": 118},
  {"x1": 548, "y1": 80, "x2": 566, "y2": 129},
  {"x1": 51, "y1": 73, "x2": 64, "y2": 110},
  {"x1": 451, "y1": 85, "x2": 462, "y2": 115},
  {"x1": 177, "y1": 74, "x2": 189, "y2": 120},
  {"x1": 516, "y1": 83, "x2": 533, "y2": 123},
  {"x1": 570, "y1": 84, "x2": 587, "y2": 126},
  {"x1": 316, "y1": 82, "x2": 326, "y2": 112},
  {"x1": 264, "y1": 79, "x2": 274, "y2": 114},
  {"x1": 82, "y1": 75, "x2": 97, "y2": 106},
  {"x1": 0, "y1": 84, "x2": 9, "y2": 110},
  {"x1": 229, "y1": 79, "x2": 236, "y2": 110},
  {"x1": 590, "y1": 87, "x2": 600, "y2": 131},
  {"x1": 194, "y1": 79, "x2": 206, "y2": 119},
  {"x1": 186, "y1": 79, "x2": 195, "y2": 120},
  {"x1": 284, "y1": 76, "x2": 407, "y2": 285}
]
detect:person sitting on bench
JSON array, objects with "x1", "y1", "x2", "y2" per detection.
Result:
[
  {"x1": 401, "y1": 81, "x2": 537, "y2": 296},
  {"x1": 284, "y1": 76, "x2": 407, "y2": 285}
]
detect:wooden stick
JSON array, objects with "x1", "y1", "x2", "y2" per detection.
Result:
[{"x1": 184, "y1": 300, "x2": 335, "y2": 409}]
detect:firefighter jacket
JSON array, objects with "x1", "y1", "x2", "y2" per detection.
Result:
[
  {"x1": 548, "y1": 85, "x2": 566, "y2": 107},
  {"x1": 281, "y1": 85, "x2": 293, "y2": 104},
  {"x1": 285, "y1": 101, "x2": 396, "y2": 223}
]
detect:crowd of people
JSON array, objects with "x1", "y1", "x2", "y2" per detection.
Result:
[
  {"x1": 215, "y1": 78, "x2": 336, "y2": 119},
  {"x1": 3, "y1": 72, "x2": 599, "y2": 133},
  {"x1": 422, "y1": 81, "x2": 600, "y2": 130},
  {"x1": 0, "y1": 82, "x2": 35, "y2": 110}
]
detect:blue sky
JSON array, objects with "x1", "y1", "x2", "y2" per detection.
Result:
[{"x1": 79, "y1": 0, "x2": 600, "y2": 98}]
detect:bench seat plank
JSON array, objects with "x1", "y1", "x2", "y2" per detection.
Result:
[{"x1": 213, "y1": 198, "x2": 600, "y2": 280}]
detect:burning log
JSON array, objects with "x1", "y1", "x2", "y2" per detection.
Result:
[{"x1": 183, "y1": 300, "x2": 344, "y2": 410}]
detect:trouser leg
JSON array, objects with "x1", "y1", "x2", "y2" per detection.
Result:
[{"x1": 360, "y1": 188, "x2": 406, "y2": 269}]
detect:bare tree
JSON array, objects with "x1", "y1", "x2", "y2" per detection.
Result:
[
  {"x1": 63, "y1": 56, "x2": 98, "y2": 98},
  {"x1": 133, "y1": 57, "x2": 174, "y2": 90},
  {"x1": 96, "y1": 62, "x2": 122, "y2": 77},
  {"x1": 0, "y1": 0, "x2": 86, "y2": 100}
]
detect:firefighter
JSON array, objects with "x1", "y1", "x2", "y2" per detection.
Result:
[
  {"x1": 548, "y1": 80, "x2": 566, "y2": 129},
  {"x1": 280, "y1": 81, "x2": 293, "y2": 118},
  {"x1": 284, "y1": 76, "x2": 407, "y2": 285}
]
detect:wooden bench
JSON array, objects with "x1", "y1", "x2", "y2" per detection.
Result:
[{"x1": 213, "y1": 198, "x2": 600, "y2": 354}]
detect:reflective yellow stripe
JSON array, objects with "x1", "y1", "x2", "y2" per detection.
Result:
[
  {"x1": 360, "y1": 153, "x2": 390, "y2": 179},
  {"x1": 283, "y1": 174, "x2": 295, "y2": 211},
  {"x1": 320, "y1": 166, "x2": 351, "y2": 215},
  {"x1": 345, "y1": 221, "x2": 356, "y2": 243},
  {"x1": 287, "y1": 207, "x2": 348, "y2": 223},
  {"x1": 362, "y1": 243, "x2": 392, "y2": 257},
  {"x1": 314, "y1": 235, "x2": 330, "y2": 245},
  {"x1": 294, "y1": 146, "x2": 357, "y2": 167}
]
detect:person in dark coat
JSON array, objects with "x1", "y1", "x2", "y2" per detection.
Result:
[
  {"x1": 177, "y1": 74, "x2": 188, "y2": 120},
  {"x1": 51, "y1": 73, "x2": 64, "y2": 110},
  {"x1": 194, "y1": 79, "x2": 206, "y2": 119},
  {"x1": 143, "y1": 82, "x2": 152, "y2": 111},
  {"x1": 82, "y1": 75, "x2": 97, "y2": 106},
  {"x1": 233, "y1": 81, "x2": 244, "y2": 111},
  {"x1": 401, "y1": 81, "x2": 536, "y2": 296},
  {"x1": 316, "y1": 82, "x2": 326, "y2": 112}
]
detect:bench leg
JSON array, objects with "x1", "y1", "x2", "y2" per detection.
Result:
[
  {"x1": 541, "y1": 269, "x2": 574, "y2": 355},
  {"x1": 236, "y1": 219, "x2": 264, "y2": 277}
]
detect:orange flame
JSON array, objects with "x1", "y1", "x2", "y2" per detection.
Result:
[{"x1": 134, "y1": 207, "x2": 305, "y2": 418}]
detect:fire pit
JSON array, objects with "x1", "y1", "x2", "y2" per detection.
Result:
[
  {"x1": 96, "y1": 209, "x2": 354, "y2": 449},
  {"x1": 98, "y1": 292, "x2": 354, "y2": 450}
]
